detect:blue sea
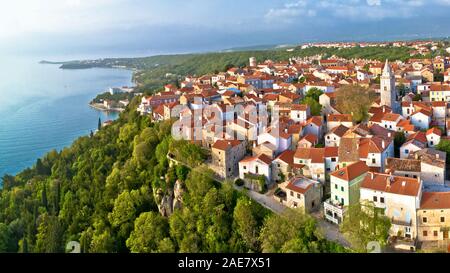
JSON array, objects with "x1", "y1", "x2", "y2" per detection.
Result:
[{"x1": 0, "y1": 55, "x2": 133, "y2": 177}]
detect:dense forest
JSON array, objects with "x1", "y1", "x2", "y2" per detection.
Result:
[{"x1": 0, "y1": 97, "x2": 346, "y2": 253}]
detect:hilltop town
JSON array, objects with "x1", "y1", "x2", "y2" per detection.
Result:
[{"x1": 136, "y1": 40, "x2": 450, "y2": 252}]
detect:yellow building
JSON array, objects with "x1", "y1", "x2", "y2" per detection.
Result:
[
  {"x1": 430, "y1": 83, "x2": 450, "y2": 102},
  {"x1": 433, "y1": 60, "x2": 445, "y2": 73},
  {"x1": 418, "y1": 192, "x2": 450, "y2": 243}
]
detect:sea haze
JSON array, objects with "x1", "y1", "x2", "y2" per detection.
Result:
[{"x1": 0, "y1": 55, "x2": 133, "y2": 177}]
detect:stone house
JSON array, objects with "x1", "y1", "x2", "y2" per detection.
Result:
[{"x1": 211, "y1": 139, "x2": 246, "y2": 178}]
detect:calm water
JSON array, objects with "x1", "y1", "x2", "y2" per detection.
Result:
[{"x1": 0, "y1": 56, "x2": 133, "y2": 177}]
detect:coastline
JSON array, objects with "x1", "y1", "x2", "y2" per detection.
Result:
[{"x1": 89, "y1": 102, "x2": 125, "y2": 112}]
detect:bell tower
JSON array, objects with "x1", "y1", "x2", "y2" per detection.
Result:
[{"x1": 380, "y1": 59, "x2": 397, "y2": 111}]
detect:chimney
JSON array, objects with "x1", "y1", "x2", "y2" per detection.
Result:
[
  {"x1": 436, "y1": 153, "x2": 440, "y2": 159},
  {"x1": 388, "y1": 132, "x2": 392, "y2": 138},
  {"x1": 415, "y1": 153, "x2": 419, "y2": 160},
  {"x1": 382, "y1": 140, "x2": 385, "y2": 149},
  {"x1": 386, "y1": 176, "x2": 392, "y2": 189},
  {"x1": 371, "y1": 172, "x2": 374, "y2": 180},
  {"x1": 382, "y1": 106, "x2": 386, "y2": 113}
]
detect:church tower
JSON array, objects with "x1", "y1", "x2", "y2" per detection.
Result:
[{"x1": 380, "y1": 59, "x2": 397, "y2": 111}]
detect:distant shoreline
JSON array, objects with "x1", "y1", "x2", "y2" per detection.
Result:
[{"x1": 89, "y1": 102, "x2": 125, "y2": 112}]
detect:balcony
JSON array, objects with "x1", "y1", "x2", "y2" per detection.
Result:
[
  {"x1": 391, "y1": 217, "x2": 412, "y2": 227},
  {"x1": 323, "y1": 198, "x2": 345, "y2": 225}
]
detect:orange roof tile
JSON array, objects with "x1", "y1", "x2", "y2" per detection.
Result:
[
  {"x1": 421, "y1": 192, "x2": 450, "y2": 209},
  {"x1": 331, "y1": 161, "x2": 368, "y2": 181},
  {"x1": 361, "y1": 172, "x2": 421, "y2": 197}
]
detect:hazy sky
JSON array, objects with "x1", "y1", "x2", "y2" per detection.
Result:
[{"x1": 2, "y1": 0, "x2": 450, "y2": 57}]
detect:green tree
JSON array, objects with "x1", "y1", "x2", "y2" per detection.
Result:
[
  {"x1": 233, "y1": 197, "x2": 265, "y2": 251},
  {"x1": 1, "y1": 174, "x2": 15, "y2": 190},
  {"x1": 304, "y1": 87, "x2": 323, "y2": 101},
  {"x1": 436, "y1": 139, "x2": 450, "y2": 162},
  {"x1": 126, "y1": 212, "x2": 169, "y2": 253},
  {"x1": 300, "y1": 88, "x2": 323, "y2": 116},
  {"x1": 397, "y1": 84, "x2": 407, "y2": 96},
  {"x1": 335, "y1": 85, "x2": 376, "y2": 123},
  {"x1": 302, "y1": 97, "x2": 322, "y2": 116},
  {"x1": 0, "y1": 223, "x2": 14, "y2": 252},
  {"x1": 340, "y1": 202, "x2": 391, "y2": 252},
  {"x1": 259, "y1": 209, "x2": 345, "y2": 253},
  {"x1": 34, "y1": 214, "x2": 64, "y2": 253}
]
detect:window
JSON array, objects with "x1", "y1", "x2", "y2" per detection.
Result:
[
  {"x1": 341, "y1": 198, "x2": 344, "y2": 204},
  {"x1": 423, "y1": 217, "x2": 427, "y2": 223},
  {"x1": 331, "y1": 158, "x2": 336, "y2": 162},
  {"x1": 341, "y1": 186, "x2": 344, "y2": 192},
  {"x1": 243, "y1": 166, "x2": 247, "y2": 170},
  {"x1": 405, "y1": 149, "x2": 409, "y2": 154},
  {"x1": 335, "y1": 184, "x2": 338, "y2": 189},
  {"x1": 380, "y1": 197, "x2": 385, "y2": 203},
  {"x1": 255, "y1": 166, "x2": 259, "y2": 174},
  {"x1": 434, "y1": 231, "x2": 438, "y2": 237},
  {"x1": 441, "y1": 217, "x2": 445, "y2": 223},
  {"x1": 290, "y1": 191, "x2": 294, "y2": 196},
  {"x1": 335, "y1": 195, "x2": 338, "y2": 201},
  {"x1": 423, "y1": 231, "x2": 428, "y2": 237},
  {"x1": 372, "y1": 158, "x2": 376, "y2": 164},
  {"x1": 297, "y1": 193, "x2": 301, "y2": 199},
  {"x1": 373, "y1": 196, "x2": 378, "y2": 202}
]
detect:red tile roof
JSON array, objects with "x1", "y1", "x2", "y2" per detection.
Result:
[
  {"x1": 361, "y1": 172, "x2": 421, "y2": 197},
  {"x1": 275, "y1": 150, "x2": 295, "y2": 165},
  {"x1": 426, "y1": 127, "x2": 442, "y2": 136},
  {"x1": 420, "y1": 192, "x2": 450, "y2": 209},
  {"x1": 240, "y1": 154, "x2": 273, "y2": 165},
  {"x1": 212, "y1": 140, "x2": 242, "y2": 151},
  {"x1": 331, "y1": 161, "x2": 368, "y2": 181}
]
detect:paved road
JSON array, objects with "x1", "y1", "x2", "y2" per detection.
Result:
[{"x1": 245, "y1": 189, "x2": 287, "y2": 214}]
